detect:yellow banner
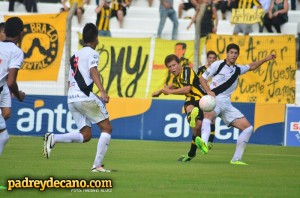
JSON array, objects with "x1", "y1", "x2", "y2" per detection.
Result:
[
  {"x1": 78, "y1": 36, "x2": 151, "y2": 98},
  {"x1": 206, "y1": 34, "x2": 296, "y2": 104},
  {"x1": 5, "y1": 13, "x2": 67, "y2": 81},
  {"x1": 230, "y1": 9, "x2": 265, "y2": 25},
  {"x1": 151, "y1": 39, "x2": 194, "y2": 100}
]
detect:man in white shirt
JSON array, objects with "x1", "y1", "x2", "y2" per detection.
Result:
[
  {"x1": 43, "y1": 23, "x2": 112, "y2": 172},
  {"x1": 0, "y1": 17, "x2": 26, "y2": 155},
  {"x1": 198, "y1": 43, "x2": 275, "y2": 165}
]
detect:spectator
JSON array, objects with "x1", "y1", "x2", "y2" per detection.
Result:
[
  {"x1": 95, "y1": 0, "x2": 112, "y2": 37},
  {"x1": 60, "y1": 0, "x2": 87, "y2": 26},
  {"x1": 178, "y1": 0, "x2": 198, "y2": 19},
  {"x1": 0, "y1": 23, "x2": 5, "y2": 41},
  {"x1": 8, "y1": 0, "x2": 24, "y2": 12},
  {"x1": 111, "y1": 0, "x2": 132, "y2": 28},
  {"x1": 258, "y1": 0, "x2": 271, "y2": 32},
  {"x1": 233, "y1": 0, "x2": 262, "y2": 35},
  {"x1": 157, "y1": 0, "x2": 178, "y2": 40},
  {"x1": 24, "y1": 0, "x2": 38, "y2": 12},
  {"x1": 263, "y1": 0, "x2": 288, "y2": 33},
  {"x1": 215, "y1": 0, "x2": 236, "y2": 20}
]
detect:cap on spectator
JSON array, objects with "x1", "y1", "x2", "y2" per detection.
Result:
[{"x1": 5, "y1": 17, "x2": 23, "y2": 37}]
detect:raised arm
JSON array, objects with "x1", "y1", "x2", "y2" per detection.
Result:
[{"x1": 248, "y1": 54, "x2": 276, "y2": 71}]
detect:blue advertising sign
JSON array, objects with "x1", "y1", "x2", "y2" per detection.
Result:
[
  {"x1": 7, "y1": 95, "x2": 285, "y2": 145},
  {"x1": 284, "y1": 105, "x2": 300, "y2": 146}
]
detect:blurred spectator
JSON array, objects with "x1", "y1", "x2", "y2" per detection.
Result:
[
  {"x1": 8, "y1": 0, "x2": 24, "y2": 12},
  {"x1": 95, "y1": 0, "x2": 112, "y2": 37},
  {"x1": 178, "y1": 0, "x2": 198, "y2": 19},
  {"x1": 60, "y1": 0, "x2": 87, "y2": 26},
  {"x1": 111, "y1": 0, "x2": 132, "y2": 28},
  {"x1": 233, "y1": 0, "x2": 262, "y2": 35},
  {"x1": 187, "y1": 0, "x2": 218, "y2": 37},
  {"x1": 215, "y1": 0, "x2": 236, "y2": 20},
  {"x1": 0, "y1": 22, "x2": 5, "y2": 41},
  {"x1": 258, "y1": 0, "x2": 271, "y2": 32},
  {"x1": 263, "y1": 0, "x2": 288, "y2": 33},
  {"x1": 157, "y1": 0, "x2": 178, "y2": 40},
  {"x1": 148, "y1": 0, "x2": 153, "y2": 7},
  {"x1": 24, "y1": 0, "x2": 38, "y2": 12}
]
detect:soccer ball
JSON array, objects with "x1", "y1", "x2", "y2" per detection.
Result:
[{"x1": 199, "y1": 95, "x2": 216, "y2": 112}]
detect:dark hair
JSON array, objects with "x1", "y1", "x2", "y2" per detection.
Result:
[
  {"x1": 226, "y1": 43, "x2": 240, "y2": 54},
  {"x1": 5, "y1": 17, "x2": 23, "y2": 37},
  {"x1": 82, "y1": 23, "x2": 98, "y2": 43},
  {"x1": 207, "y1": 50, "x2": 217, "y2": 58},
  {"x1": 0, "y1": 22, "x2": 5, "y2": 31},
  {"x1": 175, "y1": 42, "x2": 186, "y2": 50},
  {"x1": 164, "y1": 54, "x2": 180, "y2": 67}
]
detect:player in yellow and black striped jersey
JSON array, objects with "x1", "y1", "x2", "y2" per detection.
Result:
[
  {"x1": 111, "y1": 0, "x2": 131, "y2": 28},
  {"x1": 152, "y1": 54, "x2": 207, "y2": 162},
  {"x1": 95, "y1": 0, "x2": 112, "y2": 37},
  {"x1": 196, "y1": 50, "x2": 218, "y2": 151}
]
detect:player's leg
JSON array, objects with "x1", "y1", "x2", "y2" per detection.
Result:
[
  {"x1": 208, "y1": 121, "x2": 215, "y2": 150},
  {"x1": 0, "y1": 84, "x2": 11, "y2": 155},
  {"x1": 0, "y1": 116, "x2": 9, "y2": 155},
  {"x1": 230, "y1": 117, "x2": 252, "y2": 165}
]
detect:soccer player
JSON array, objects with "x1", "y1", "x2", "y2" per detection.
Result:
[
  {"x1": 196, "y1": 50, "x2": 217, "y2": 150},
  {"x1": 0, "y1": 17, "x2": 26, "y2": 155},
  {"x1": 43, "y1": 23, "x2": 112, "y2": 172},
  {"x1": 198, "y1": 43, "x2": 276, "y2": 165},
  {"x1": 152, "y1": 54, "x2": 206, "y2": 162}
]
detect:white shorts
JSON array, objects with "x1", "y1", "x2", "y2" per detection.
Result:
[
  {"x1": 68, "y1": 97, "x2": 110, "y2": 130},
  {"x1": 0, "y1": 84, "x2": 12, "y2": 108},
  {"x1": 214, "y1": 96, "x2": 244, "y2": 126}
]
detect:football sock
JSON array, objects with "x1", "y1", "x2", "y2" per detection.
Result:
[
  {"x1": 232, "y1": 126, "x2": 253, "y2": 161},
  {"x1": 201, "y1": 118, "x2": 211, "y2": 144},
  {"x1": 0, "y1": 130, "x2": 9, "y2": 155},
  {"x1": 208, "y1": 124, "x2": 215, "y2": 143},
  {"x1": 93, "y1": 132, "x2": 111, "y2": 168},
  {"x1": 188, "y1": 135, "x2": 197, "y2": 157},
  {"x1": 53, "y1": 132, "x2": 84, "y2": 144}
]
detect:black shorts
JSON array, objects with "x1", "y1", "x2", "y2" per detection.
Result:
[
  {"x1": 184, "y1": 99, "x2": 204, "y2": 120},
  {"x1": 183, "y1": 2, "x2": 196, "y2": 11},
  {"x1": 111, "y1": 7, "x2": 127, "y2": 19}
]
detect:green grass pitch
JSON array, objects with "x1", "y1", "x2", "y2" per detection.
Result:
[{"x1": 0, "y1": 136, "x2": 300, "y2": 198}]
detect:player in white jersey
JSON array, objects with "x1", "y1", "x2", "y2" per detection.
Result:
[
  {"x1": 198, "y1": 43, "x2": 276, "y2": 165},
  {"x1": 43, "y1": 23, "x2": 112, "y2": 172},
  {"x1": 0, "y1": 17, "x2": 26, "y2": 155}
]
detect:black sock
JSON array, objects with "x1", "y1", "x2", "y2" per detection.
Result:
[
  {"x1": 208, "y1": 124, "x2": 215, "y2": 143},
  {"x1": 188, "y1": 135, "x2": 197, "y2": 157}
]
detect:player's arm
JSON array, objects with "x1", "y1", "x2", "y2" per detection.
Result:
[
  {"x1": 248, "y1": 54, "x2": 276, "y2": 71},
  {"x1": 152, "y1": 84, "x2": 178, "y2": 97},
  {"x1": 7, "y1": 68, "x2": 25, "y2": 102},
  {"x1": 90, "y1": 66, "x2": 109, "y2": 103},
  {"x1": 199, "y1": 76, "x2": 215, "y2": 97},
  {"x1": 161, "y1": 85, "x2": 191, "y2": 95}
]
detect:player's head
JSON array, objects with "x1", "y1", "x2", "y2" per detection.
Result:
[
  {"x1": 174, "y1": 42, "x2": 186, "y2": 58},
  {"x1": 164, "y1": 54, "x2": 181, "y2": 76},
  {"x1": 82, "y1": 23, "x2": 99, "y2": 49},
  {"x1": 0, "y1": 22, "x2": 5, "y2": 41},
  {"x1": 226, "y1": 43, "x2": 239, "y2": 64},
  {"x1": 206, "y1": 50, "x2": 217, "y2": 66},
  {"x1": 5, "y1": 17, "x2": 23, "y2": 41},
  {"x1": 226, "y1": 43, "x2": 240, "y2": 54}
]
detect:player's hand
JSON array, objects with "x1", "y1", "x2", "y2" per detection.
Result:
[
  {"x1": 266, "y1": 54, "x2": 276, "y2": 61},
  {"x1": 100, "y1": 91, "x2": 109, "y2": 103},
  {"x1": 207, "y1": 91, "x2": 216, "y2": 97},
  {"x1": 17, "y1": 91, "x2": 25, "y2": 102},
  {"x1": 152, "y1": 90, "x2": 162, "y2": 97}
]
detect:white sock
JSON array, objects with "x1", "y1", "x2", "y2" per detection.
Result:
[
  {"x1": 53, "y1": 132, "x2": 84, "y2": 144},
  {"x1": 201, "y1": 118, "x2": 211, "y2": 144},
  {"x1": 93, "y1": 132, "x2": 111, "y2": 168},
  {"x1": 0, "y1": 130, "x2": 9, "y2": 155},
  {"x1": 232, "y1": 126, "x2": 253, "y2": 161}
]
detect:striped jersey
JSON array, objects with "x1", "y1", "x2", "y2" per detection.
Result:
[
  {"x1": 112, "y1": 0, "x2": 130, "y2": 10},
  {"x1": 236, "y1": 0, "x2": 261, "y2": 8},
  {"x1": 68, "y1": 46, "x2": 99, "y2": 103},
  {"x1": 173, "y1": 66, "x2": 206, "y2": 101},
  {"x1": 202, "y1": 60, "x2": 250, "y2": 98},
  {"x1": 96, "y1": 7, "x2": 111, "y2": 31}
]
